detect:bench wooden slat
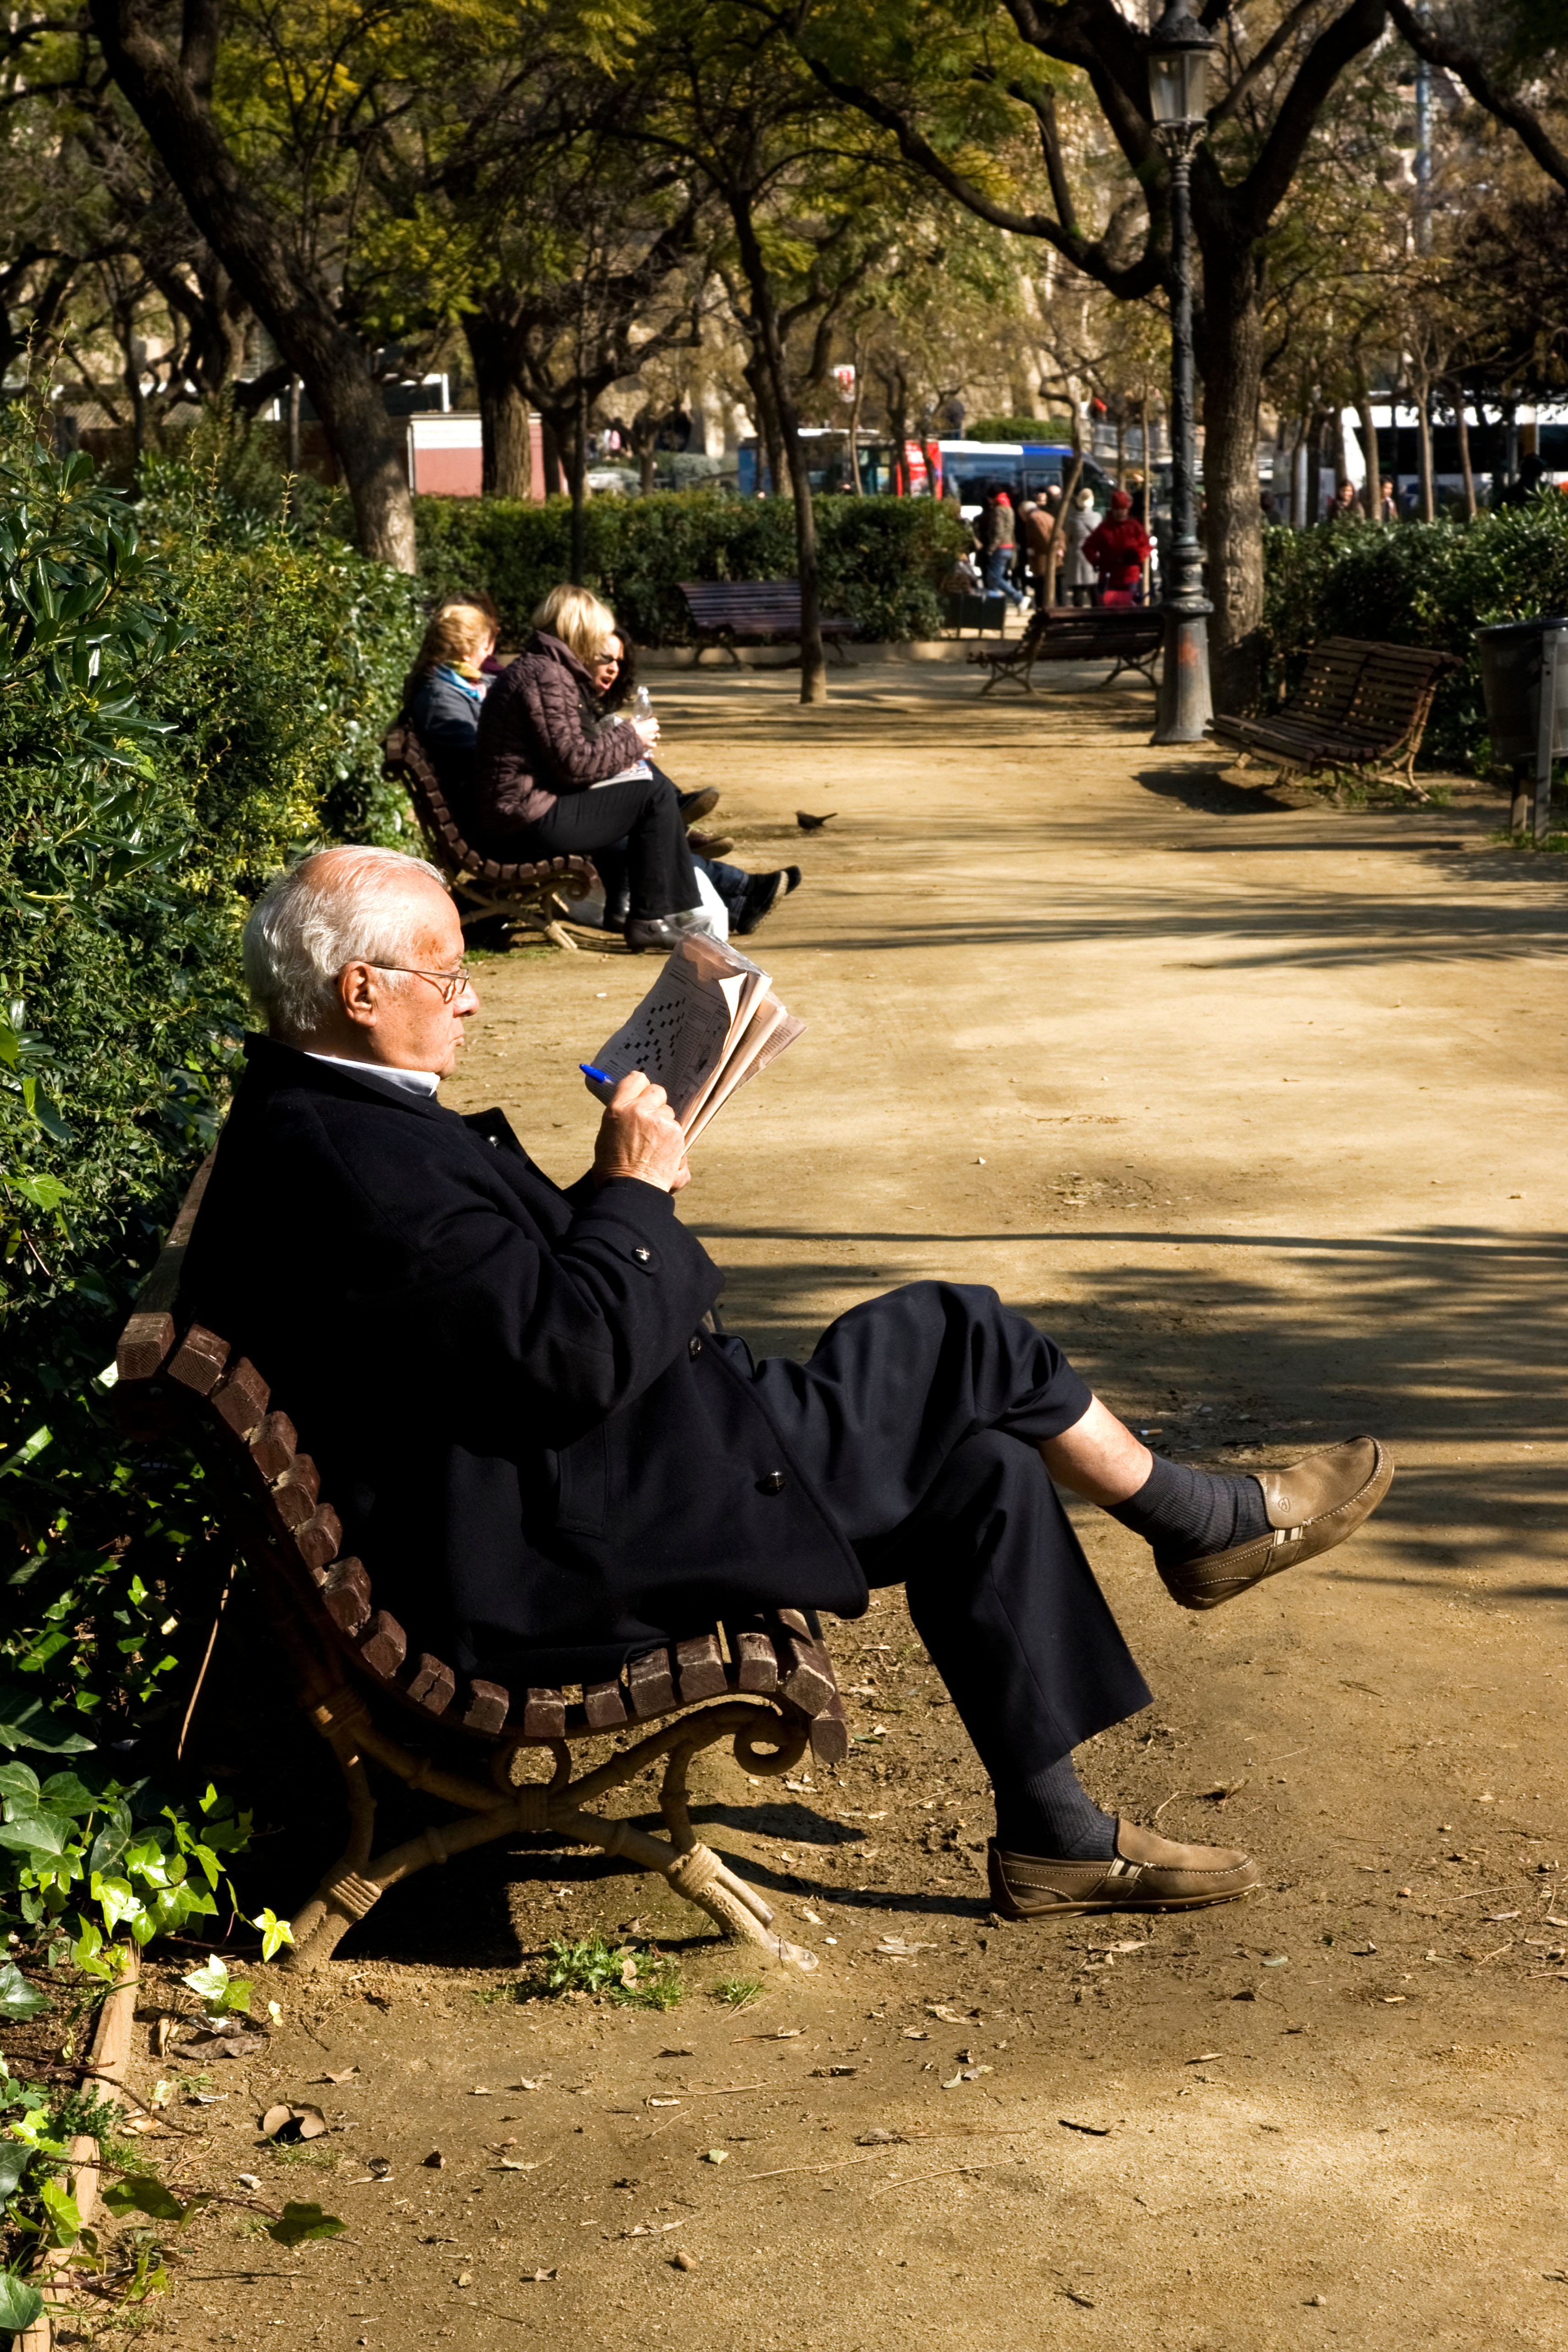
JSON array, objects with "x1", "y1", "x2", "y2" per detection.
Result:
[
  {"x1": 165, "y1": 1324, "x2": 230, "y2": 1395},
  {"x1": 584, "y1": 1677, "x2": 628, "y2": 1729},
  {"x1": 404, "y1": 1653, "x2": 456, "y2": 1716},
  {"x1": 808, "y1": 1691, "x2": 850, "y2": 1767},
  {"x1": 675, "y1": 1633, "x2": 727, "y2": 1702},
  {"x1": 628, "y1": 1648, "x2": 676, "y2": 1718},
  {"x1": 320, "y1": 1557, "x2": 372, "y2": 1635},
  {"x1": 210, "y1": 1360, "x2": 270, "y2": 1442},
  {"x1": 461, "y1": 1680, "x2": 509, "y2": 1735},
  {"x1": 249, "y1": 1407, "x2": 298, "y2": 1478},
  {"x1": 523, "y1": 1687, "x2": 567, "y2": 1740},
  {"x1": 358, "y1": 1610, "x2": 407, "y2": 1679},
  {"x1": 293, "y1": 1506, "x2": 342, "y2": 1574},
  {"x1": 733, "y1": 1628, "x2": 780, "y2": 1693}
]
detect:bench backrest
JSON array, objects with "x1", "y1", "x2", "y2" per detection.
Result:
[
  {"x1": 680, "y1": 580, "x2": 804, "y2": 624},
  {"x1": 1343, "y1": 642, "x2": 1457, "y2": 747},
  {"x1": 385, "y1": 720, "x2": 484, "y2": 878},
  {"x1": 1041, "y1": 608, "x2": 1161, "y2": 649},
  {"x1": 383, "y1": 721, "x2": 600, "y2": 897},
  {"x1": 1290, "y1": 637, "x2": 1372, "y2": 729},
  {"x1": 114, "y1": 1168, "x2": 846, "y2": 1761}
]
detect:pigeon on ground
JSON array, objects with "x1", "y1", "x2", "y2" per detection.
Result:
[{"x1": 796, "y1": 810, "x2": 836, "y2": 831}]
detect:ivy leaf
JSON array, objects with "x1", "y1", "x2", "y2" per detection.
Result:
[
  {"x1": 0, "y1": 1679, "x2": 93, "y2": 1756},
  {"x1": 0, "y1": 2139, "x2": 31, "y2": 2199},
  {"x1": 102, "y1": 2174, "x2": 199, "y2": 2223},
  {"x1": 38, "y1": 2175, "x2": 81, "y2": 2245},
  {"x1": 0, "y1": 2271, "x2": 43, "y2": 2330},
  {"x1": 0, "y1": 1965, "x2": 49, "y2": 2022},
  {"x1": 266, "y1": 2202, "x2": 345, "y2": 2248},
  {"x1": 0, "y1": 1813, "x2": 65, "y2": 1861}
]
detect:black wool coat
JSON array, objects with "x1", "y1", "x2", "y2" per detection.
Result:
[{"x1": 178, "y1": 1039, "x2": 865, "y2": 1678}]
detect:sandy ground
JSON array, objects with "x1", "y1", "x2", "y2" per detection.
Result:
[{"x1": 131, "y1": 663, "x2": 1568, "y2": 2352}]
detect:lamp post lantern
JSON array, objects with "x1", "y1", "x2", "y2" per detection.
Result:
[{"x1": 1149, "y1": 0, "x2": 1215, "y2": 746}]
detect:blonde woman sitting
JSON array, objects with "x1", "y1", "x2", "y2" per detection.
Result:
[
  {"x1": 474, "y1": 584, "x2": 707, "y2": 954},
  {"x1": 404, "y1": 594, "x2": 500, "y2": 822}
]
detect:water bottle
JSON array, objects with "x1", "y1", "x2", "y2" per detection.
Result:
[{"x1": 631, "y1": 685, "x2": 654, "y2": 723}]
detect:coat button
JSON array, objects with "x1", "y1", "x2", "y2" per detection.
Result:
[
  {"x1": 756, "y1": 1469, "x2": 787, "y2": 1495},
  {"x1": 688, "y1": 1335, "x2": 703, "y2": 1358},
  {"x1": 632, "y1": 1245, "x2": 651, "y2": 1263}
]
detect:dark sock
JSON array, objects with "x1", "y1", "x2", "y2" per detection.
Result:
[
  {"x1": 1106, "y1": 1451, "x2": 1268, "y2": 1570},
  {"x1": 993, "y1": 1751, "x2": 1117, "y2": 1860}
]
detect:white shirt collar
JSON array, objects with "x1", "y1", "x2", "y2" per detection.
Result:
[{"x1": 304, "y1": 1051, "x2": 440, "y2": 1098}]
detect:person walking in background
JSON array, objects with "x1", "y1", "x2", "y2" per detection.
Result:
[
  {"x1": 981, "y1": 486, "x2": 1025, "y2": 611},
  {"x1": 1326, "y1": 480, "x2": 1363, "y2": 526},
  {"x1": 1061, "y1": 487, "x2": 1101, "y2": 607},
  {"x1": 1083, "y1": 489, "x2": 1152, "y2": 608},
  {"x1": 1020, "y1": 495, "x2": 1057, "y2": 608},
  {"x1": 1377, "y1": 477, "x2": 1398, "y2": 521}
]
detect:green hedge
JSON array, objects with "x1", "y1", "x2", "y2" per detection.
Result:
[
  {"x1": 0, "y1": 425, "x2": 420, "y2": 1788},
  {"x1": 412, "y1": 490, "x2": 970, "y2": 647},
  {"x1": 1261, "y1": 498, "x2": 1568, "y2": 772}
]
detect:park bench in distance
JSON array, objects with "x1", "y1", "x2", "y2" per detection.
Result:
[
  {"x1": 114, "y1": 1159, "x2": 846, "y2": 1973},
  {"x1": 1210, "y1": 636, "x2": 1459, "y2": 791},
  {"x1": 383, "y1": 719, "x2": 600, "y2": 950},
  {"x1": 678, "y1": 578, "x2": 856, "y2": 665},
  {"x1": 968, "y1": 604, "x2": 1162, "y2": 694}
]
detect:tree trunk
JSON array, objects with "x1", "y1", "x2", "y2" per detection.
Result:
[
  {"x1": 89, "y1": 0, "x2": 416, "y2": 570},
  {"x1": 540, "y1": 413, "x2": 565, "y2": 497},
  {"x1": 744, "y1": 352, "x2": 786, "y2": 496},
  {"x1": 571, "y1": 378, "x2": 588, "y2": 586},
  {"x1": 461, "y1": 310, "x2": 532, "y2": 498},
  {"x1": 846, "y1": 363, "x2": 865, "y2": 494},
  {"x1": 1194, "y1": 241, "x2": 1266, "y2": 713},
  {"x1": 1414, "y1": 369, "x2": 1435, "y2": 520},
  {"x1": 1452, "y1": 390, "x2": 1477, "y2": 519},
  {"x1": 1355, "y1": 375, "x2": 1380, "y2": 516},
  {"x1": 287, "y1": 374, "x2": 301, "y2": 473},
  {"x1": 732, "y1": 202, "x2": 825, "y2": 704}
]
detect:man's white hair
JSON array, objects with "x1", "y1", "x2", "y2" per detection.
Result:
[{"x1": 243, "y1": 846, "x2": 452, "y2": 1040}]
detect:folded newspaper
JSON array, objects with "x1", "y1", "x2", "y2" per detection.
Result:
[{"x1": 590, "y1": 930, "x2": 804, "y2": 1143}]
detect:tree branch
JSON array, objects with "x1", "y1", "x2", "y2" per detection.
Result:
[
  {"x1": 1385, "y1": 0, "x2": 1568, "y2": 192},
  {"x1": 1228, "y1": 0, "x2": 1387, "y2": 235}
]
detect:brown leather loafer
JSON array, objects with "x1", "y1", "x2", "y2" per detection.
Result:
[
  {"x1": 1159, "y1": 1435, "x2": 1393, "y2": 1613},
  {"x1": 988, "y1": 1819, "x2": 1259, "y2": 1918}
]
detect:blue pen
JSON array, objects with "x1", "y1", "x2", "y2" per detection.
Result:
[{"x1": 580, "y1": 1062, "x2": 615, "y2": 1089}]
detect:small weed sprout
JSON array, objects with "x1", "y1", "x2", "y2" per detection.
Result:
[
  {"x1": 712, "y1": 1976, "x2": 764, "y2": 2011},
  {"x1": 541, "y1": 1933, "x2": 683, "y2": 2010}
]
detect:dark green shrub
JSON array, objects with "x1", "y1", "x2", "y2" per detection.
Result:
[
  {"x1": 1260, "y1": 498, "x2": 1568, "y2": 770},
  {"x1": 411, "y1": 490, "x2": 970, "y2": 646},
  {"x1": 966, "y1": 416, "x2": 1075, "y2": 442},
  {"x1": 0, "y1": 425, "x2": 420, "y2": 1815}
]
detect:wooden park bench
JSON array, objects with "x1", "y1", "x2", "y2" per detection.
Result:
[
  {"x1": 968, "y1": 604, "x2": 1162, "y2": 694},
  {"x1": 678, "y1": 579, "x2": 856, "y2": 666},
  {"x1": 114, "y1": 1159, "x2": 847, "y2": 1974},
  {"x1": 1209, "y1": 637, "x2": 1459, "y2": 791},
  {"x1": 383, "y1": 720, "x2": 600, "y2": 951}
]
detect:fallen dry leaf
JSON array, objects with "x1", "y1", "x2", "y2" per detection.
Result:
[
  {"x1": 522, "y1": 2268, "x2": 558, "y2": 2283},
  {"x1": 1059, "y1": 2117, "x2": 1112, "y2": 2136},
  {"x1": 260, "y1": 2103, "x2": 328, "y2": 2142}
]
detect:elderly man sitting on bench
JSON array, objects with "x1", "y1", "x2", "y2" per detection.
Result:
[{"x1": 182, "y1": 846, "x2": 1393, "y2": 1921}]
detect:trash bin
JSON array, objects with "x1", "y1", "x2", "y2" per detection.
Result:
[{"x1": 1477, "y1": 615, "x2": 1568, "y2": 836}]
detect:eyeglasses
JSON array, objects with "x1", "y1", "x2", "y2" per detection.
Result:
[{"x1": 365, "y1": 962, "x2": 475, "y2": 1005}]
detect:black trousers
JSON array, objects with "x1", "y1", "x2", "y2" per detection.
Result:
[
  {"x1": 741, "y1": 1283, "x2": 1152, "y2": 1783},
  {"x1": 508, "y1": 770, "x2": 698, "y2": 919}
]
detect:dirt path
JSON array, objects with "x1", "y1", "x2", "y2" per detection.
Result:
[{"x1": 147, "y1": 667, "x2": 1568, "y2": 2352}]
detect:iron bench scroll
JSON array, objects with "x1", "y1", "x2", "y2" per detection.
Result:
[
  {"x1": 114, "y1": 1161, "x2": 848, "y2": 1974},
  {"x1": 967, "y1": 605, "x2": 1162, "y2": 695},
  {"x1": 1208, "y1": 637, "x2": 1459, "y2": 790},
  {"x1": 383, "y1": 719, "x2": 600, "y2": 950},
  {"x1": 678, "y1": 580, "x2": 856, "y2": 666}
]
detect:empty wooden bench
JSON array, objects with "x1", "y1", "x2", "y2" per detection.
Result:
[
  {"x1": 114, "y1": 1160, "x2": 847, "y2": 1973},
  {"x1": 968, "y1": 604, "x2": 1162, "y2": 694},
  {"x1": 678, "y1": 580, "x2": 856, "y2": 665},
  {"x1": 1209, "y1": 636, "x2": 1459, "y2": 790},
  {"x1": 383, "y1": 720, "x2": 600, "y2": 950}
]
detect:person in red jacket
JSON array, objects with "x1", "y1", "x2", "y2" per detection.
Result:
[{"x1": 1083, "y1": 488, "x2": 1152, "y2": 607}]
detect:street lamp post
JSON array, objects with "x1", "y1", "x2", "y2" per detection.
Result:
[{"x1": 1149, "y1": 0, "x2": 1215, "y2": 746}]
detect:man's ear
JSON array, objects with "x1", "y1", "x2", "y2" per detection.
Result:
[{"x1": 339, "y1": 961, "x2": 379, "y2": 1027}]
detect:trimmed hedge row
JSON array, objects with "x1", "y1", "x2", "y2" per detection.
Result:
[
  {"x1": 412, "y1": 491, "x2": 970, "y2": 647},
  {"x1": 1260, "y1": 498, "x2": 1568, "y2": 772}
]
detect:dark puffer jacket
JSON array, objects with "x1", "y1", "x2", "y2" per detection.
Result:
[{"x1": 473, "y1": 630, "x2": 643, "y2": 835}]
